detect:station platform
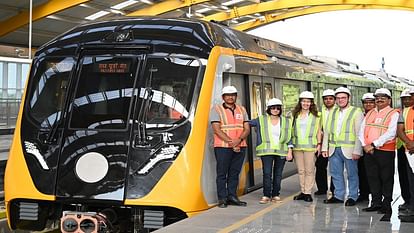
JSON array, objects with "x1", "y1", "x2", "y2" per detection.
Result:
[
  {"x1": 0, "y1": 134, "x2": 12, "y2": 161},
  {"x1": 155, "y1": 173, "x2": 413, "y2": 233}
]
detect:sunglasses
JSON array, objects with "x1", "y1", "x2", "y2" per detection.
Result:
[{"x1": 269, "y1": 106, "x2": 281, "y2": 110}]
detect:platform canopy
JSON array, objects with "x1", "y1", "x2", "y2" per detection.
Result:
[{"x1": 1, "y1": 0, "x2": 414, "y2": 48}]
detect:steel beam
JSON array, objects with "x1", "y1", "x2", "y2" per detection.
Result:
[
  {"x1": 0, "y1": 0, "x2": 91, "y2": 37},
  {"x1": 203, "y1": 0, "x2": 414, "y2": 22},
  {"x1": 234, "y1": 4, "x2": 414, "y2": 31},
  {"x1": 127, "y1": 0, "x2": 210, "y2": 16}
]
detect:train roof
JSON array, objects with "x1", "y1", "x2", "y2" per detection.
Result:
[{"x1": 35, "y1": 17, "x2": 265, "y2": 58}]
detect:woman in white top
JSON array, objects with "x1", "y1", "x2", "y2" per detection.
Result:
[{"x1": 291, "y1": 91, "x2": 322, "y2": 202}]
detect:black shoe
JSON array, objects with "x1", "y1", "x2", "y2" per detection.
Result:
[
  {"x1": 324, "y1": 197, "x2": 344, "y2": 204},
  {"x1": 399, "y1": 209, "x2": 414, "y2": 217},
  {"x1": 218, "y1": 199, "x2": 227, "y2": 208},
  {"x1": 362, "y1": 206, "x2": 382, "y2": 212},
  {"x1": 227, "y1": 196, "x2": 247, "y2": 206},
  {"x1": 304, "y1": 194, "x2": 313, "y2": 202},
  {"x1": 380, "y1": 213, "x2": 391, "y2": 222},
  {"x1": 399, "y1": 202, "x2": 410, "y2": 211},
  {"x1": 314, "y1": 190, "x2": 326, "y2": 195},
  {"x1": 345, "y1": 199, "x2": 356, "y2": 206},
  {"x1": 293, "y1": 192, "x2": 306, "y2": 200}
]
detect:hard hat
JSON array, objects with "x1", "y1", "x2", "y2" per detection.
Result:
[
  {"x1": 322, "y1": 89, "x2": 335, "y2": 97},
  {"x1": 400, "y1": 89, "x2": 411, "y2": 98},
  {"x1": 374, "y1": 88, "x2": 391, "y2": 97},
  {"x1": 409, "y1": 87, "x2": 414, "y2": 94},
  {"x1": 267, "y1": 98, "x2": 283, "y2": 107},
  {"x1": 222, "y1": 85, "x2": 237, "y2": 95},
  {"x1": 299, "y1": 91, "x2": 314, "y2": 99},
  {"x1": 361, "y1": 93, "x2": 375, "y2": 101},
  {"x1": 334, "y1": 87, "x2": 351, "y2": 96}
]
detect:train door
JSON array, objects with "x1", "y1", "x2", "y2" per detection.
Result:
[{"x1": 55, "y1": 50, "x2": 144, "y2": 201}]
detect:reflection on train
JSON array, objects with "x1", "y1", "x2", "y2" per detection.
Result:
[{"x1": 4, "y1": 17, "x2": 411, "y2": 232}]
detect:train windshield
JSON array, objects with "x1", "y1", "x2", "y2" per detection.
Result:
[
  {"x1": 27, "y1": 57, "x2": 75, "y2": 128},
  {"x1": 140, "y1": 55, "x2": 201, "y2": 128},
  {"x1": 69, "y1": 54, "x2": 139, "y2": 130}
]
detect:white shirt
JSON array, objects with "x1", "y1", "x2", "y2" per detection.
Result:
[
  {"x1": 358, "y1": 107, "x2": 399, "y2": 147},
  {"x1": 299, "y1": 114, "x2": 309, "y2": 139},
  {"x1": 336, "y1": 106, "x2": 350, "y2": 136},
  {"x1": 271, "y1": 122, "x2": 281, "y2": 145}
]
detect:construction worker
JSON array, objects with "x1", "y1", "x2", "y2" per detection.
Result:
[
  {"x1": 210, "y1": 85, "x2": 250, "y2": 208},
  {"x1": 322, "y1": 87, "x2": 363, "y2": 207},
  {"x1": 250, "y1": 98, "x2": 293, "y2": 204},
  {"x1": 357, "y1": 93, "x2": 376, "y2": 202},
  {"x1": 359, "y1": 88, "x2": 399, "y2": 222},
  {"x1": 397, "y1": 87, "x2": 414, "y2": 221},
  {"x1": 315, "y1": 89, "x2": 336, "y2": 196},
  {"x1": 397, "y1": 89, "x2": 413, "y2": 212},
  {"x1": 291, "y1": 91, "x2": 322, "y2": 202}
]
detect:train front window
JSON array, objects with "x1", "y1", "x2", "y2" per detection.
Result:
[
  {"x1": 69, "y1": 55, "x2": 138, "y2": 130},
  {"x1": 27, "y1": 57, "x2": 74, "y2": 128},
  {"x1": 140, "y1": 56, "x2": 200, "y2": 128}
]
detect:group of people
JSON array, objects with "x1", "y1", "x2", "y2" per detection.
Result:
[{"x1": 210, "y1": 85, "x2": 414, "y2": 222}]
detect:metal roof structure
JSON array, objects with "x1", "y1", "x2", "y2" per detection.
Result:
[{"x1": 1, "y1": 0, "x2": 414, "y2": 50}]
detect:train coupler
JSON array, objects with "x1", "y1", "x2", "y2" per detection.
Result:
[{"x1": 60, "y1": 211, "x2": 110, "y2": 233}]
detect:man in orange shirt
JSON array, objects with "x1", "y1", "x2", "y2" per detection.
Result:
[
  {"x1": 210, "y1": 86, "x2": 250, "y2": 208},
  {"x1": 359, "y1": 88, "x2": 399, "y2": 222}
]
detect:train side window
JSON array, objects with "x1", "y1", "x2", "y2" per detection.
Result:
[
  {"x1": 26, "y1": 57, "x2": 75, "y2": 128},
  {"x1": 251, "y1": 82, "x2": 262, "y2": 119},
  {"x1": 281, "y1": 84, "x2": 300, "y2": 117}
]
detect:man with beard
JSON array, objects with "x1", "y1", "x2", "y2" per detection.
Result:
[{"x1": 359, "y1": 88, "x2": 399, "y2": 222}]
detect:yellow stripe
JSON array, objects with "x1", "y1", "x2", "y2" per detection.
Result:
[{"x1": 218, "y1": 192, "x2": 298, "y2": 233}]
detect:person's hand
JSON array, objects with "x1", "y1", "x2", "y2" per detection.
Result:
[
  {"x1": 352, "y1": 154, "x2": 360, "y2": 160},
  {"x1": 316, "y1": 144, "x2": 321, "y2": 155},
  {"x1": 287, "y1": 149, "x2": 293, "y2": 161},
  {"x1": 229, "y1": 138, "x2": 242, "y2": 147},
  {"x1": 233, "y1": 147, "x2": 241, "y2": 152},
  {"x1": 363, "y1": 144, "x2": 374, "y2": 154},
  {"x1": 406, "y1": 141, "x2": 414, "y2": 151},
  {"x1": 322, "y1": 151, "x2": 328, "y2": 158}
]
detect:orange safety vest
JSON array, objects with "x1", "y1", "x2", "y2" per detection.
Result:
[
  {"x1": 403, "y1": 107, "x2": 414, "y2": 150},
  {"x1": 213, "y1": 104, "x2": 248, "y2": 148},
  {"x1": 364, "y1": 106, "x2": 398, "y2": 151}
]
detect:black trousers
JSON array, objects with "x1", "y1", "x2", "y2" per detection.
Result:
[
  {"x1": 315, "y1": 155, "x2": 334, "y2": 193},
  {"x1": 358, "y1": 153, "x2": 370, "y2": 199},
  {"x1": 407, "y1": 161, "x2": 414, "y2": 210},
  {"x1": 398, "y1": 146, "x2": 411, "y2": 204},
  {"x1": 364, "y1": 149, "x2": 395, "y2": 209}
]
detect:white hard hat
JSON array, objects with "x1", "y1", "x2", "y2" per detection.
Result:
[
  {"x1": 361, "y1": 93, "x2": 375, "y2": 101},
  {"x1": 335, "y1": 87, "x2": 351, "y2": 96},
  {"x1": 400, "y1": 89, "x2": 411, "y2": 98},
  {"x1": 267, "y1": 98, "x2": 283, "y2": 107},
  {"x1": 222, "y1": 85, "x2": 237, "y2": 95},
  {"x1": 409, "y1": 87, "x2": 414, "y2": 94},
  {"x1": 299, "y1": 91, "x2": 314, "y2": 99},
  {"x1": 322, "y1": 89, "x2": 335, "y2": 97},
  {"x1": 374, "y1": 88, "x2": 391, "y2": 97}
]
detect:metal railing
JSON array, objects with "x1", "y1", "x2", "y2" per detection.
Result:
[{"x1": 0, "y1": 99, "x2": 21, "y2": 130}]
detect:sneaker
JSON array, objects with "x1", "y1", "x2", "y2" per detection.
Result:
[
  {"x1": 271, "y1": 196, "x2": 281, "y2": 202},
  {"x1": 259, "y1": 196, "x2": 270, "y2": 204}
]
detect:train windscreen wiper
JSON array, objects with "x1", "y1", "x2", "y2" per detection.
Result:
[{"x1": 136, "y1": 87, "x2": 153, "y2": 147}]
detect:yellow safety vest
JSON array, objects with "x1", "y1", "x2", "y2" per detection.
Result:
[{"x1": 256, "y1": 115, "x2": 292, "y2": 156}]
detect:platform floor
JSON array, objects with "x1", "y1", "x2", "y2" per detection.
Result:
[
  {"x1": 0, "y1": 134, "x2": 12, "y2": 161},
  {"x1": 156, "y1": 173, "x2": 413, "y2": 233}
]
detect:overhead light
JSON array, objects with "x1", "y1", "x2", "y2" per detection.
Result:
[
  {"x1": 196, "y1": 8, "x2": 211, "y2": 13},
  {"x1": 222, "y1": 0, "x2": 245, "y2": 7},
  {"x1": 85, "y1": 11, "x2": 110, "y2": 20},
  {"x1": 111, "y1": 0, "x2": 138, "y2": 10},
  {"x1": 140, "y1": 0, "x2": 154, "y2": 5}
]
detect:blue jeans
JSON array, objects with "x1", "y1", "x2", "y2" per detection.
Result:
[
  {"x1": 261, "y1": 155, "x2": 286, "y2": 197},
  {"x1": 329, "y1": 147, "x2": 359, "y2": 201},
  {"x1": 214, "y1": 147, "x2": 246, "y2": 200}
]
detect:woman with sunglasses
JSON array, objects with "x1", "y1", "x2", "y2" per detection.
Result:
[
  {"x1": 250, "y1": 98, "x2": 293, "y2": 204},
  {"x1": 291, "y1": 91, "x2": 322, "y2": 202}
]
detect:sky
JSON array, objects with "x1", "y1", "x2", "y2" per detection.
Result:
[{"x1": 249, "y1": 9, "x2": 414, "y2": 80}]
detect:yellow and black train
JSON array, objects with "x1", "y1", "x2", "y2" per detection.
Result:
[{"x1": 5, "y1": 17, "x2": 409, "y2": 232}]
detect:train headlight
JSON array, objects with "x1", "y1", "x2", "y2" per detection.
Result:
[
  {"x1": 61, "y1": 218, "x2": 78, "y2": 232},
  {"x1": 137, "y1": 144, "x2": 182, "y2": 175},
  {"x1": 80, "y1": 219, "x2": 96, "y2": 232}
]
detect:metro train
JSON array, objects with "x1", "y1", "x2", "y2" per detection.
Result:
[{"x1": 4, "y1": 17, "x2": 409, "y2": 232}]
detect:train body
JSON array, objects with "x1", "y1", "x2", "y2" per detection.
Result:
[{"x1": 4, "y1": 17, "x2": 408, "y2": 232}]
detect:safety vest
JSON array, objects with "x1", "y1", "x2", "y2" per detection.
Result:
[
  {"x1": 321, "y1": 106, "x2": 336, "y2": 131},
  {"x1": 403, "y1": 107, "x2": 414, "y2": 150},
  {"x1": 327, "y1": 106, "x2": 360, "y2": 148},
  {"x1": 213, "y1": 104, "x2": 248, "y2": 148},
  {"x1": 292, "y1": 113, "x2": 320, "y2": 151},
  {"x1": 364, "y1": 106, "x2": 398, "y2": 151},
  {"x1": 256, "y1": 115, "x2": 292, "y2": 156}
]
